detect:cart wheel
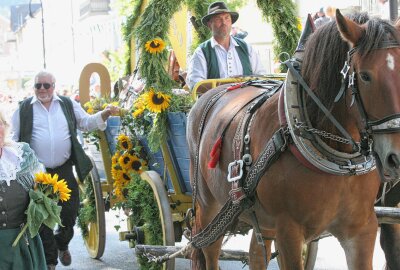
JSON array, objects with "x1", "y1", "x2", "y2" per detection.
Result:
[
  {"x1": 78, "y1": 156, "x2": 106, "y2": 259},
  {"x1": 141, "y1": 171, "x2": 175, "y2": 270}
]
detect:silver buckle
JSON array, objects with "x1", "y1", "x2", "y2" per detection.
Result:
[
  {"x1": 341, "y1": 61, "x2": 350, "y2": 79},
  {"x1": 227, "y1": 160, "x2": 243, "y2": 182}
]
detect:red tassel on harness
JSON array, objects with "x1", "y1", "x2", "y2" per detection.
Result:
[{"x1": 208, "y1": 137, "x2": 222, "y2": 168}]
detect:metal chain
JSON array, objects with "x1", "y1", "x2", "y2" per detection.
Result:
[{"x1": 295, "y1": 122, "x2": 352, "y2": 145}]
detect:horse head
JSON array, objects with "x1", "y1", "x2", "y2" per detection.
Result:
[{"x1": 336, "y1": 10, "x2": 400, "y2": 181}]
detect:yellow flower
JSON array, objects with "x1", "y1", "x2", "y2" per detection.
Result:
[
  {"x1": 34, "y1": 172, "x2": 58, "y2": 186},
  {"x1": 55, "y1": 180, "x2": 71, "y2": 202},
  {"x1": 118, "y1": 152, "x2": 134, "y2": 171},
  {"x1": 117, "y1": 134, "x2": 133, "y2": 150},
  {"x1": 145, "y1": 89, "x2": 171, "y2": 113},
  {"x1": 34, "y1": 172, "x2": 70, "y2": 202},
  {"x1": 83, "y1": 102, "x2": 94, "y2": 114},
  {"x1": 125, "y1": 155, "x2": 147, "y2": 174},
  {"x1": 132, "y1": 106, "x2": 145, "y2": 118},
  {"x1": 144, "y1": 38, "x2": 166, "y2": 54},
  {"x1": 297, "y1": 17, "x2": 302, "y2": 31},
  {"x1": 34, "y1": 172, "x2": 47, "y2": 184},
  {"x1": 112, "y1": 151, "x2": 121, "y2": 165}
]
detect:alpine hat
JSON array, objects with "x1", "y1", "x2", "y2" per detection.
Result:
[{"x1": 201, "y1": 1, "x2": 239, "y2": 26}]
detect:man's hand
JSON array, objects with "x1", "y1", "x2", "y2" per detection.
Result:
[{"x1": 101, "y1": 104, "x2": 120, "y2": 121}]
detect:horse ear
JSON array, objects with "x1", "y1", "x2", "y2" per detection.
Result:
[
  {"x1": 295, "y1": 14, "x2": 316, "y2": 51},
  {"x1": 336, "y1": 9, "x2": 364, "y2": 46}
]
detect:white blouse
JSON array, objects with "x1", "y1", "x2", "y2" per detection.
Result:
[{"x1": 0, "y1": 142, "x2": 23, "y2": 186}]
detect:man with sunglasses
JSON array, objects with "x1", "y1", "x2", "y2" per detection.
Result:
[{"x1": 11, "y1": 70, "x2": 119, "y2": 270}]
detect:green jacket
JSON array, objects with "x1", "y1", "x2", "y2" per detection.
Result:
[
  {"x1": 18, "y1": 96, "x2": 93, "y2": 181},
  {"x1": 200, "y1": 36, "x2": 253, "y2": 79}
]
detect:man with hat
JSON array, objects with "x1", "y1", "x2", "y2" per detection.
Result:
[{"x1": 186, "y1": 1, "x2": 265, "y2": 90}]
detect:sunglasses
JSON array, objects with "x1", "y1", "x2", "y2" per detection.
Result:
[{"x1": 34, "y1": 83, "x2": 54, "y2": 90}]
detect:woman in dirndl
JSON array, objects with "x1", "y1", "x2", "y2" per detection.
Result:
[{"x1": 0, "y1": 110, "x2": 46, "y2": 270}]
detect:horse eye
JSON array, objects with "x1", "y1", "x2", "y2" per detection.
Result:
[{"x1": 359, "y1": 72, "x2": 371, "y2": 82}]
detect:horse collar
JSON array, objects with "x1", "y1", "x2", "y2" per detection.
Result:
[{"x1": 281, "y1": 52, "x2": 375, "y2": 176}]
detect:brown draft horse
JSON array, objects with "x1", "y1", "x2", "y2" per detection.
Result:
[{"x1": 187, "y1": 10, "x2": 400, "y2": 270}]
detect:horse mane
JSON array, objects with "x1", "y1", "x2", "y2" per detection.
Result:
[{"x1": 301, "y1": 12, "x2": 400, "y2": 132}]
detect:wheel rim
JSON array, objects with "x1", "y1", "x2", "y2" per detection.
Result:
[{"x1": 78, "y1": 157, "x2": 106, "y2": 259}]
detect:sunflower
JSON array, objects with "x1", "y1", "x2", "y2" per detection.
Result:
[
  {"x1": 118, "y1": 152, "x2": 135, "y2": 171},
  {"x1": 54, "y1": 180, "x2": 72, "y2": 202},
  {"x1": 35, "y1": 172, "x2": 58, "y2": 186},
  {"x1": 117, "y1": 134, "x2": 133, "y2": 150},
  {"x1": 112, "y1": 170, "x2": 131, "y2": 201},
  {"x1": 113, "y1": 169, "x2": 132, "y2": 183},
  {"x1": 112, "y1": 151, "x2": 121, "y2": 167},
  {"x1": 111, "y1": 166, "x2": 121, "y2": 181},
  {"x1": 144, "y1": 38, "x2": 166, "y2": 54},
  {"x1": 145, "y1": 89, "x2": 171, "y2": 113},
  {"x1": 125, "y1": 155, "x2": 147, "y2": 174}
]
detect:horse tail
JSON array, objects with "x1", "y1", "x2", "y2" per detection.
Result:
[{"x1": 190, "y1": 207, "x2": 206, "y2": 270}]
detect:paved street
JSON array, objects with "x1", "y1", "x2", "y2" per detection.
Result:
[{"x1": 57, "y1": 209, "x2": 387, "y2": 270}]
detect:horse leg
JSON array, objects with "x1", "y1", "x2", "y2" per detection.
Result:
[
  {"x1": 275, "y1": 218, "x2": 303, "y2": 270},
  {"x1": 201, "y1": 237, "x2": 224, "y2": 270},
  {"x1": 379, "y1": 183, "x2": 400, "y2": 270},
  {"x1": 339, "y1": 220, "x2": 377, "y2": 270},
  {"x1": 248, "y1": 229, "x2": 274, "y2": 270},
  {"x1": 380, "y1": 223, "x2": 400, "y2": 270}
]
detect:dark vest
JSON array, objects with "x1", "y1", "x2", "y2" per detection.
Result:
[
  {"x1": 200, "y1": 36, "x2": 253, "y2": 79},
  {"x1": 18, "y1": 96, "x2": 93, "y2": 181}
]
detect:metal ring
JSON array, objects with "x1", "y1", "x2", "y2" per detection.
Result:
[{"x1": 278, "y1": 52, "x2": 291, "y2": 64}]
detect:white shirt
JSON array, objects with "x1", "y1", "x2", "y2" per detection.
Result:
[
  {"x1": 11, "y1": 95, "x2": 106, "y2": 169},
  {"x1": 186, "y1": 36, "x2": 266, "y2": 90}
]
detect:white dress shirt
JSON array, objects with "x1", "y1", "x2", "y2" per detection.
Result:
[
  {"x1": 186, "y1": 36, "x2": 266, "y2": 90},
  {"x1": 11, "y1": 95, "x2": 106, "y2": 169}
]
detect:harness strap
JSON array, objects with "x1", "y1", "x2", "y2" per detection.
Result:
[
  {"x1": 191, "y1": 128, "x2": 287, "y2": 249},
  {"x1": 284, "y1": 59, "x2": 359, "y2": 152},
  {"x1": 251, "y1": 211, "x2": 269, "y2": 269},
  {"x1": 229, "y1": 93, "x2": 273, "y2": 203}
]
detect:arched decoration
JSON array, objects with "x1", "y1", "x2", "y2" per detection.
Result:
[{"x1": 79, "y1": 63, "x2": 111, "y2": 105}]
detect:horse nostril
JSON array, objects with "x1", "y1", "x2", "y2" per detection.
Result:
[{"x1": 387, "y1": 154, "x2": 400, "y2": 169}]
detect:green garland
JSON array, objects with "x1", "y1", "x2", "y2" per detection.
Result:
[
  {"x1": 77, "y1": 174, "x2": 97, "y2": 238},
  {"x1": 257, "y1": 0, "x2": 300, "y2": 71},
  {"x1": 119, "y1": 0, "x2": 145, "y2": 74},
  {"x1": 125, "y1": 174, "x2": 163, "y2": 270}
]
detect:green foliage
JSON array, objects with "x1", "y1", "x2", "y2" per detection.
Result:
[
  {"x1": 135, "y1": 0, "x2": 183, "y2": 90},
  {"x1": 257, "y1": 0, "x2": 300, "y2": 71},
  {"x1": 116, "y1": 0, "x2": 144, "y2": 74},
  {"x1": 125, "y1": 174, "x2": 163, "y2": 270},
  {"x1": 77, "y1": 176, "x2": 97, "y2": 238},
  {"x1": 26, "y1": 189, "x2": 62, "y2": 236}
]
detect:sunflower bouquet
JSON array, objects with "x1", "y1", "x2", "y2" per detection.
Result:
[
  {"x1": 111, "y1": 134, "x2": 148, "y2": 200},
  {"x1": 124, "y1": 87, "x2": 193, "y2": 152},
  {"x1": 12, "y1": 172, "x2": 71, "y2": 247}
]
